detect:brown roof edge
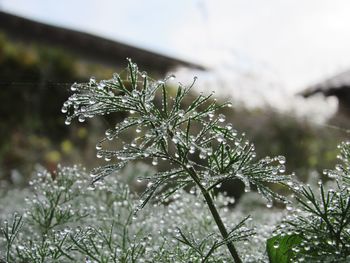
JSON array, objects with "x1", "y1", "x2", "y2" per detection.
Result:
[
  {"x1": 298, "y1": 69, "x2": 350, "y2": 98},
  {"x1": 0, "y1": 11, "x2": 206, "y2": 73}
]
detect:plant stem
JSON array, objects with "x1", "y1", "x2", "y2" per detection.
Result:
[{"x1": 186, "y1": 166, "x2": 242, "y2": 263}]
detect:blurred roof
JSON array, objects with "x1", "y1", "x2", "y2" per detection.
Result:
[
  {"x1": 0, "y1": 11, "x2": 205, "y2": 74},
  {"x1": 300, "y1": 70, "x2": 350, "y2": 98}
]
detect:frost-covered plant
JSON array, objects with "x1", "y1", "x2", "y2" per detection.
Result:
[
  {"x1": 61, "y1": 59, "x2": 293, "y2": 262},
  {"x1": 269, "y1": 141, "x2": 350, "y2": 262}
]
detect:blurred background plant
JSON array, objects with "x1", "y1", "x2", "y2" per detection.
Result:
[{"x1": 0, "y1": 25, "x2": 347, "y2": 187}]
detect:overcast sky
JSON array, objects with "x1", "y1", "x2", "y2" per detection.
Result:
[{"x1": 2, "y1": 0, "x2": 350, "y2": 115}]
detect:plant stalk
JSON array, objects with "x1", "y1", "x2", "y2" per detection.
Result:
[
  {"x1": 202, "y1": 190, "x2": 242, "y2": 263},
  {"x1": 186, "y1": 166, "x2": 242, "y2": 263}
]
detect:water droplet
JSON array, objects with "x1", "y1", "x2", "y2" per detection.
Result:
[
  {"x1": 218, "y1": 114, "x2": 226, "y2": 123},
  {"x1": 89, "y1": 76, "x2": 96, "y2": 85},
  {"x1": 132, "y1": 90, "x2": 139, "y2": 98},
  {"x1": 277, "y1": 156, "x2": 286, "y2": 164},
  {"x1": 178, "y1": 110, "x2": 185, "y2": 117},
  {"x1": 167, "y1": 74, "x2": 176, "y2": 81},
  {"x1": 152, "y1": 158, "x2": 158, "y2": 166},
  {"x1": 71, "y1": 82, "x2": 78, "y2": 91},
  {"x1": 189, "y1": 145, "x2": 195, "y2": 154},
  {"x1": 17, "y1": 245, "x2": 25, "y2": 250},
  {"x1": 87, "y1": 185, "x2": 95, "y2": 191},
  {"x1": 96, "y1": 143, "x2": 102, "y2": 150},
  {"x1": 65, "y1": 118, "x2": 71, "y2": 125},
  {"x1": 217, "y1": 134, "x2": 225, "y2": 143},
  {"x1": 225, "y1": 123, "x2": 233, "y2": 130},
  {"x1": 78, "y1": 115, "x2": 85, "y2": 122},
  {"x1": 279, "y1": 165, "x2": 286, "y2": 173},
  {"x1": 61, "y1": 106, "x2": 68, "y2": 113},
  {"x1": 273, "y1": 241, "x2": 279, "y2": 248},
  {"x1": 199, "y1": 150, "x2": 207, "y2": 159},
  {"x1": 97, "y1": 81, "x2": 106, "y2": 90},
  {"x1": 266, "y1": 200, "x2": 273, "y2": 208}
]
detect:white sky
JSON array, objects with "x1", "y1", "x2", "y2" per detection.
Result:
[{"x1": 2, "y1": 0, "x2": 350, "y2": 117}]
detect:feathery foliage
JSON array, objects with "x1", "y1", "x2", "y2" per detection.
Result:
[
  {"x1": 61, "y1": 59, "x2": 293, "y2": 262},
  {"x1": 271, "y1": 142, "x2": 350, "y2": 262}
]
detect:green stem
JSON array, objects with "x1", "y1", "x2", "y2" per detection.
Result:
[{"x1": 186, "y1": 166, "x2": 242, "y2": 263}]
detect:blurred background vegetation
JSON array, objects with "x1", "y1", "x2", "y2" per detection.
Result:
[{"x1": 0, "y1": 21, "x2": 347, "y2": 189}]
